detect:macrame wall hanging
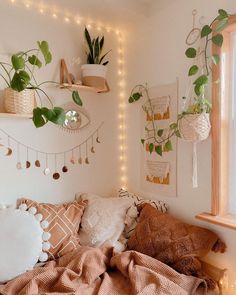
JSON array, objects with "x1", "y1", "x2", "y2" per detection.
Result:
[{"x1": 0, "y1": 122, "x2": 103, "y2": 180}]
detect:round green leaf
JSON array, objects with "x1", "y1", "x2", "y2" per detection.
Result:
[
  {"x1": 141, "y1": 139, "x2": 145, "y2": 145},
  {"x1": 212, "y1": 34, "x2": 223, "y2": 47},
  {"x1": 193, "y1": 75, "x2": 208, "y2": 86},
  {"x1": 201, "y1": 25, "x2": 212, "y2": 38},
  {"x1": 185, "y1": 48, "x2": 197, "y2": 58},
  {"x1": 188, "y1": 65, "x2": 199, "y2": 76},
  {"x1": 11, "y1": 54, "x2": 25, "y2": 70}
]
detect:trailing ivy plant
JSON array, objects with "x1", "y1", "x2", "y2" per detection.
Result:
[
  {"x1": 84, "y1": 27, "x2": 111, "y2": 65},
  {"x1": 0, "y1": 41, "x2": 82, "y2": 128},
  {"x1": 183, "y1": 9, "x2": 229, "y2": 114},
  {"x1": 129, "y1": 84, "x2": 180, "y2": 156},
  {"x1": 128, "y1": 9, "x2": 229, "y2": 155}
]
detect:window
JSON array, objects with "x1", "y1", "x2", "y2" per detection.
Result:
[{"x1": 196, "y1": 15, "x2": 236, "y2": 230}]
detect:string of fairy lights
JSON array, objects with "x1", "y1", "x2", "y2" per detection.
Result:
[{"x1": 4, "y1": 0, "x2": 127, "y2": 189}]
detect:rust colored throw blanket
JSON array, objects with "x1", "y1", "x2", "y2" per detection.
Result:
[{"x1": 0, "y1": 247, "x2": 214, "y2": 295}]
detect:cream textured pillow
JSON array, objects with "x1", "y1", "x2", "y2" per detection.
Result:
[
  {"x1": 76, "y1": 193, "x2": 132, "y2": 251},
  {"x1": 0, "y1": 208, "x2": 49, "y2": 283}
]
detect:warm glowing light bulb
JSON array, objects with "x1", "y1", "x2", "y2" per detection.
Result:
[
  {"x1": 121, "y1": 166, "x2": 126, "y2": 171},
  {"x1": 75, "y1": 18, "x2": 81, "y2": 25},
  {"x1": 25, "y1": 3, "x2": 30, "y2": 8},
  {"x1": 64, "y1": 17, "x2": 70, "y2": 23},
  {"x1": 39, "y1": 8, "x2": 44, "y2": 14},
  {"x1": 87, "y1": 24, "x2": 92, "y2": 29},
  {"x1": 10, "y1": 0, "x2": 15, "y2": 3},
  {"x1": 52, "y1": 13, "x2": 57, "y2": 19}
]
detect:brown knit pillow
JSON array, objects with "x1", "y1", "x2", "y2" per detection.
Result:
[
  {"x1": 18, "y1": 198, "x2": 87, "y2": 260},
  {"x1": 127, "y1": 204, "x2": 226, "y2": 276}
]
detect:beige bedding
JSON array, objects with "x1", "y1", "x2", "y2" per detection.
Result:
[{"x1": 0, "y1": 246, "x2": 216, "y2": 295}]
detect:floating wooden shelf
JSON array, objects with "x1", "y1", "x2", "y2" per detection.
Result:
[
  {"x1": 0, "y1": 113, "x2": 32, "y2": 119},
  {"x1": 59, "y1": 83, "x2": 103, "y2": 93}
]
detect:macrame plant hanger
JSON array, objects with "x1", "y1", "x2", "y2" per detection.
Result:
[{"x1": 183, "y1": 10, "x2": 202, "y2": 188}]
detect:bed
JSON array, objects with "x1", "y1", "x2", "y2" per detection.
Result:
[{"x1": 0, "y1": 190, "x2": 227, "y2": 295}]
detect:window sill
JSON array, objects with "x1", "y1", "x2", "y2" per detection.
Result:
[{"x1": 196, "y1": 212, "x2": 236, "y2": 231}]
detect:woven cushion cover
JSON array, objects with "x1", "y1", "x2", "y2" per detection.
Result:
[
  {"x1": 18, "y1": 199, "x2": 87, "y2": 259},
  {"x1": 128, "y1": 204, "x2": 226, "y2": 275}
]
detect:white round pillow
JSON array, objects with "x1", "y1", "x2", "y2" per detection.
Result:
[{"x1": 0, "y1": 208, "x2": 48, "y2": 283}]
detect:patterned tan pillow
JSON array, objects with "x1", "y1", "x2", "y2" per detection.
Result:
[
  {"x1": 18, "y1": 198, "x2": 87, "y2": 260},
  {"x1": 128, "y1": 204, "x2": 226, "y2": 277}
]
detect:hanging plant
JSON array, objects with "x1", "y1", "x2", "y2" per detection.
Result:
[
  {"x1": 129, "y1": 9, "x2": 229, "y2": 154},
  {"x1": 178, "y1": 9, "x2": 229, "y2": 141},
  {"x1": 0, "y1": 41, "x2": 82, "y2": 128},
  {"x1": 129, "y1": 84, "x2": 180, "y2": 156}
]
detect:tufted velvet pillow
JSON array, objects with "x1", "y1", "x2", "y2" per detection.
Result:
[{"x1": 127, "y1": 204, "x2": 226, "y2": 276}]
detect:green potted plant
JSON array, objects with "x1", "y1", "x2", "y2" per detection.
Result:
[
  {"x1": 0, "y1": 41, "x2": 82, "y2": 128},
  {"x1": 81, "y1": 27, "x2": 111, "y2": 88},
  {"x1": 178, "y1": 9, "x2": 229, "y2": 142}
]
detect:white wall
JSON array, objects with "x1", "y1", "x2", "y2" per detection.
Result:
[
  {"x1": 0, "y1": 0, "x2": 123, "y2": 203},
  {"x1": 126, "y1": 0, "x2": 236, "y2": 293}
]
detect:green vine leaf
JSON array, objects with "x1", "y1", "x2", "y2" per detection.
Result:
[
  {"x1": 11, "y1": 54, "x2": 25, "y2": 70},
  {"x1": 193, "y1": 75, "x2": 208, "y2": 86},
  {"x1": 157, "y1": 129, "x2": 164, "y2": 137},
  {"x1": 10, "y1": 70, "x2": 30, "y2": 91},
  {"x1": 170, "y1": 123, "x2": 177, "y2": 130},
  {"x1": 194, "y1": 84, "x2": 205, "y2": 96},
  {"x1": 164, "y1": 140, "x2": 173, "y2": 152},
  {"x1": 28, "y1": 55, "x2": 42, "y2": 68},
  {"x1": 133, "y1": 92, "x2": 142, "y2": 101},
  {"x1": 212, "y1": 54, "x2": 220, "y2": 65},
  {"x1": 218, "y1": 9, "x2": 228, "y2": 19},
  {"x1": 37, "y1": 41, "x2": 52, "y2": 65},
  {"x1": 188, "y1": 65, "x2": 199, "y2": 76},
  {"x1": 155, "y1": 145, "x2": 162, "y2": 156},
  {"x1": 215, "y1": 18, "x2": 228, "y2": 32},
  {"x1": 33, "y1": 108, "x2": 47, "y2": 128},
  {"x1": 149, "y1": 143, "x2": 154, "y2": 154},
  {"x1": 185, "y1": 47, "x2": 197, "y2": 58},
  {"x1": 72, "y1": 91, "x2": 83, "y2": 106},
  {"x1": 129, "y1": 96, "x2": 134, "y2": 103},
  {"x1": 141, "y1": 139, "x2": 145, "y2": 145},
  {"x1": 212, "y1": 34, "x2": 223, "y2": 47},
  {"x1": 175, "y1": 130, "x2": 181, "y2": 138},
  {"x1": 201, "y1": 25, "x2": 212, "y2": 38}
]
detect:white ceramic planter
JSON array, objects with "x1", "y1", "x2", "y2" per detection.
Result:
[
  {"x1": 81, "y1": 64, "x2": 108, "y2": 89},
  {"x1": 4, "y1": 88, "x2": 36, "y2": 114},
  {"x1": 179, "y1": 113, "x2": 211, "y2": 142},
  {"x1": 81, "y1": 64, "x2": 107, "y2": 79}
]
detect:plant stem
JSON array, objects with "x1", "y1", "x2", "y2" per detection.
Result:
[
  {"x1": 0, "y1": 74, "x2": 10, "y2": 87},
  {"x1": 0, "y1": 63, "x2": 11, "y2": 84},
  {"x1": 29, "y1": 84, "x2": 53, "y2": 108}
]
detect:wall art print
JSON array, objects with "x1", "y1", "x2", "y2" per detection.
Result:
[{"x1": 141, "y1": 81, "x2": 178, "y2": 197}]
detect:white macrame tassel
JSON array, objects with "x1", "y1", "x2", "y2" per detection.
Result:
[{"x1": 192, "y1": 142, "x2": 198, "y2": 188}]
